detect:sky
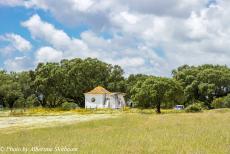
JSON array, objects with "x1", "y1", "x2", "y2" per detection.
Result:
[{"x1": 0, "y1": 0, "x2": 229, "y2": 76}]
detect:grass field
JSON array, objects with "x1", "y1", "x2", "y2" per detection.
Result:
[
  {"x1": 0, "y1": 110, "x2": 229, "y2": 154},
  {"x1": 0, "y1": 107, "x2": 184, "y2": 117}
]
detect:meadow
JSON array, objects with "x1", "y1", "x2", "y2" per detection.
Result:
[{"x1": 0, "y1": 109, "x2": 229, "y2": 154}]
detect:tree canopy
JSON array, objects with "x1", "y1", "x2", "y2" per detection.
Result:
[
  {"x1": 172, "y1": 64, "x2": 230, "y2": 108},
  {"x1": 34, "y1": 58, "x2": 127, "y2": 107},
  {"x1": 1, "y1": 57, "x2": 230, "y2": 113},
  {"x1": 131, "y1": 77, "x2": 183, "y2": 113}
]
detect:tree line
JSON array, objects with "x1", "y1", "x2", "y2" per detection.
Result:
[{"x1": 1, "y1": 58, "x2": 230, "y2": 113}]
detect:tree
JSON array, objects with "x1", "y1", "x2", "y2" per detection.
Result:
[
  {"x1": 173, "y1": 64, "x2": 230, "y2": 108},
  {"x1": 131, "y1": 77, "x2": 183, "y2": 113},
  {"x1": 17, "y1": 71, "x2": 35, "y2": 98},
  {"x1": 16, "y1": 71, "x2": 37, "y2": 109},
  {"x1": 0, "y1": 71, "x2": 8, "y2": 107},
  {"x1": 126, "y1": 74, "x2": 150, "y2": 100},
  {"x1": 33, "y1": 58, "x2": 127, "y2": 108},
  {"x1": 0, "y1": 71, "x2": 22, "y2": 110},
  {"x1": 60, "y1": 58, "x2": 112, "y2": 107},
  {"x1": 34, "y1": 62, "x2": 65, "y2": 107},
  {"x1": 107, "y1": 65, "x2": 126, "y2": 92}
]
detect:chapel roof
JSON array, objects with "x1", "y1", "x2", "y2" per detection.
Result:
[{"x1": 85, "y1": 86, "x2": 111, "y2": 94}]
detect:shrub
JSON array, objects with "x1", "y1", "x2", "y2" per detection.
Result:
[
  {"x1": 211, "y1": 94, "x2": 230, "y2": 109},
  {"x1": 223, "y1": 94, "x2": 230, "y2": 108},
  {"x1": 212, "y1": 97, "x2": 225, "y2": 109},
  {"x1": 13, "y1": 97, "x2": 25, "y2": 108},
  {"x1": 26, "y1": 95, "x2": 40, "y2": 108},
  {"x1": 61, "y1": 102, "x2": 78, "y2": 111},
  {"x1": 185, "y1": 103, "x2": 202, "y2": 113},
  {"x1": 224, "y1": 101, "x2": 230, "y2": 108},
  {"x1": 195, "y1": 101, "x2": 207, "y2": 109}
]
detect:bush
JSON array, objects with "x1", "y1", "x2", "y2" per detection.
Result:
[
  {"x1": 195, "y1": 101, "x2": 208, "y2": 109},
  {"x1": 211, "y1": 94, "x2": 230, "y2": 109},
  {"x1": 212, "y1": 97, "x2": 225, "y2": 109},
  {"x1": 61, "y1": 102, "x2": 78, "y2": 111},
  {"x1": 223, "y1": 95, "x2": 230, "y2": 108},
  {"x1": 224, "y1": 101, "x2": 230, "y2": 108},
  {"x1": 13, "y1": 95, "x2": 41, "y2": 109},
  {"x1": 185, "y1": 103, "x2": 202, "y2": 113},
  {"x1": 13, "y1": 97, "x2": 25, "y2": 108},
  {"x1": 26, "y1": 95, "x2": 40, "y2": 108}
]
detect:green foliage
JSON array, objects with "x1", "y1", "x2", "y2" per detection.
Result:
[
  {"x1": 173, "y1": 64, "x2": 230, "y2": 108},
  {"x1": 0, "y1": 58, "x2": 127, "y2": 109},
  {"x1": 107, "y1": 65, "x2": 126, "y2": 92},
  {"x1": 13, "y1": 97, "x2": 25, "y2": 108},
  {"x1": 0, "y1": 72, "x2": 23, "y2": 109},
  {"x1": 3, "y1": 58, "x2": 230, "y2": 112},
  {"x1": 17, "y1": 71, "x2": 35, "y2": 99},
  {"x1": 61, "y1": 102, "x2": 78, "y2": 111},
  {"x1": 223, "y1": 94, "x2": 230, "y2": 108},
  {"x1": 125, "y1": 74, "x2": 149, "y2": 100},
  {"x1": 185, "y1": 103, "x2": 202, "y2": 112},
  {"x1": 26, "y1": 95, "x2": 40, "y2": 108},
  {"x1": 212, "y1": 94, "x2": 230, "y2": 109},
  {"x1": 13, "y1": 95, "x2": 40, "y2": 109},
  {"x1": 212, "y1": 97, "x2": 225, "y2": 109},
  {"x1": 194, "y1": 100, "x2": 208, "y2": 109},
  {"x1": 32, "y1": 58, "x2": 127, "y2": 108}
]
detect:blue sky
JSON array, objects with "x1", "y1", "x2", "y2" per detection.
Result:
[{"x1": 0, "y1": 0, "x2": 228, "y2": 76}]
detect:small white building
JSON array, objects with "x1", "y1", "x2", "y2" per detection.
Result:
[{"x1": 84, "y1": 86, "x2": 126, "y2": 109}]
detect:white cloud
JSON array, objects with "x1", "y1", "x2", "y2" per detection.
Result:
[
  {"x1": 0, "y1": 33, "x2": 32, "y2": 53},
  {"x1": 21, "y1": 14, "x2": 166, "y2": 75},
  {"x1": 21, "y1": 14, "x2": 90, "y2": 59},
  {"x1": 120, "y1": 0, "x2": 208, "y2": 18},
  {"x1": 106, "y1": 57, "x2": 145, "y2": 68},
  {"x1": 120, "y1": 12, "x2": 139, "y2": 24},
  {"x1": 0, "y1": 33, "x2": 33, "y2": 72},
  {"x1": 35, "y1": 47, "x2": 63, "y2": 63},
  {"x1": 71, "y1": 0, "x2": 94, "y2": 12},
  {"x1": 6, "y1": 0, "x2": 230, "y2": 76},
  {"x1": 21, "y1": 0, "x2": 208, "y2": 28},
  {"x1": 21, "y1": 15, "x2": 71, "y2": 50},
  {"x1": 4, "y1": 56, "x2": 33, "y2": 72},
  {"x1": 22, "y1": 0, "x2": 114, "y2": 29},
  {"x1": 0, "y1": 0, "x2": 24, "y2": 6}
]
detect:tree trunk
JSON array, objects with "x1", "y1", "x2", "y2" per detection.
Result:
[{"x1": 156, "y1": 102, "x2": 161, "y2": 114}]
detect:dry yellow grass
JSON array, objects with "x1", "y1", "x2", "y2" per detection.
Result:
[
  {"x1": 0, "y1": 110, "x2": 229, "y2": 154},
  {"x1": 0, "y1": 107, "x2": 185, "y2": 117}
]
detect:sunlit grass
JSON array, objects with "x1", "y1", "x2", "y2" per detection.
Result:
[
  {"x1": 1, "y1": 107, "x2": 229, "y2": 117},
  {"x1": 0, "y1": 110, "x2": 229, "y2": 154},
  {"x1": 0, "y1": 107, "x2": 187, "y2": 117}
]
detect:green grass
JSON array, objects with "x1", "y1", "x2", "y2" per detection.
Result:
[{"x1": 0, "y1": 110, "x2": 230, "y2": 153}]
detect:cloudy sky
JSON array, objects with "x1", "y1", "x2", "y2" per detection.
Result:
[{"x1": 0, "y1": 0, "x2": 229, "y2": 76}]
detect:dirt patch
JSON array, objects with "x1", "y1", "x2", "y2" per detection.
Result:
[{"x1": 0, "y1": 114, "x2": 116, "y2": 132}]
